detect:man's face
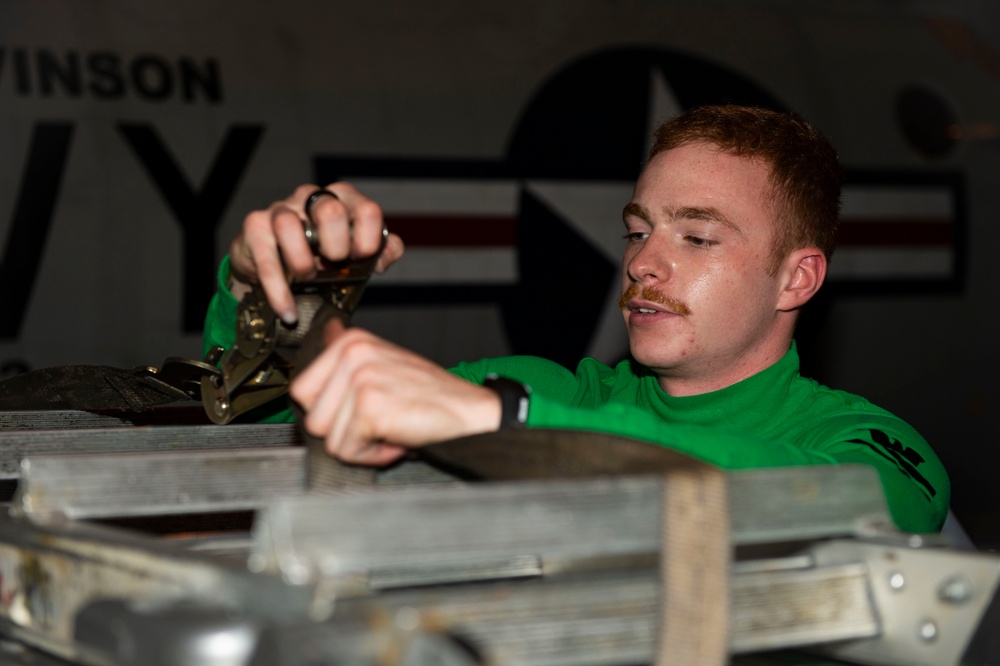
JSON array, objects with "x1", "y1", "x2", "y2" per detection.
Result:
[{"x1": 620, "y1": 142, "x2": 789, "y2": 395}]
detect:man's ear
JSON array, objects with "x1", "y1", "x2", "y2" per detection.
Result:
[{"x1": 777, "y1": 247, "x2": 826, "y2": 312}]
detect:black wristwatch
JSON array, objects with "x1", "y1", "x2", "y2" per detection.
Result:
[{"x1": 482, "y1": 375, "x2": 531, "y2": 429}]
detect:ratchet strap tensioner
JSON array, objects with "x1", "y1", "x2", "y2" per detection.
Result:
[{"x1": 148, "y1": 189, "x2": 386, "y2": 425}]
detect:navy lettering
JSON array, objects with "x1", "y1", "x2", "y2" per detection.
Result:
[
  {"x1": 0, "y1": 123, "x2": 75, "y2": 339},
  {"x1": 118, "y1": 123, "x2": 265, "y2": 331},
  {"x1": 87, "y1": 52, "x2": 125, "y2": 99},
  {"x1": 130, "y1": 55, "x2": 173, "y2": 100},
  {"x1": 13, "y1": 48, "x2": 31, "y2": 94},
  {"x1": 179, "y1": 58, "x2": 222, "y2": 103},
  {"x1": 37, "y1": 50, "x2": 82, "y2": 97},
  {"x1": 0, "y1": 48, "x2": 222, "y2": 104}
]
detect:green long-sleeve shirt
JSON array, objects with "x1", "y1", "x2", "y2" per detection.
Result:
[
  {"x1": 204, "y1": 257, "x2": 949, "y2": 533},
  {"x1": 448, "y1": 352, "x2": 948, "y2": 534}
]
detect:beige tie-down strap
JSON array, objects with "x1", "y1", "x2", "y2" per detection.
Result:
[
  {"x1": 656, "y1": 462, "x2": 730, "y2": 666},
  {"x1": 296, "y1": 401, "x2": 734, "y2": 660},
  {"x1": 424, "y1": 429, "x2": 733, "y2": 664},
  {"x1": 291, "y1": 299, "x2": 379, "y2": 493}
]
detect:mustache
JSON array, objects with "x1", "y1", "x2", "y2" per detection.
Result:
[{"x1": 618, "y1": 284, "x2": 692, "y2": 316}]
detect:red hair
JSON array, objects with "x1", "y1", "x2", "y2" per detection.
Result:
[{"x1": 650, "y1": 105, "x2": 842, "y2": 274}]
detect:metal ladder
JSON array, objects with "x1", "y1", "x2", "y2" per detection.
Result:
[{"x1": 0, "y1": 408, "x2": 995, "y2": 666}]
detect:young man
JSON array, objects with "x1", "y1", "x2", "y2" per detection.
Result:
[{"x1": 204, "y1": 105, "x2": 949, "y2": 533}]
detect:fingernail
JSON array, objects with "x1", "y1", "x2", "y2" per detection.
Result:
[{"x1": 280, "y1": 309, "x2": 298, "y2": 326}]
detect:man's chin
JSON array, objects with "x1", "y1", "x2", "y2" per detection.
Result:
[{"x1": 630, "y1": 349, "x2": 682, "y2": 373}]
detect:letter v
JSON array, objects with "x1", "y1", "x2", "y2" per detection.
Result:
[{"x1": 0, "y1": 123, "x2": 75, "y2": 340}]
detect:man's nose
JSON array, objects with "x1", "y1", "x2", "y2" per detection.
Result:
[{"x1": 625, "y1": 236, "x2": 672, "y2": 283}]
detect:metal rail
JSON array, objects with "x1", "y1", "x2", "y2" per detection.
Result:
[{"x1": 0, "y1": 414, "x2": 994, "y2": 666}]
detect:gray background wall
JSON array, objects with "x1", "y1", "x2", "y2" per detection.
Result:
[{"x1": 2, "y1": 0, "x2": 998, "y2": 543}]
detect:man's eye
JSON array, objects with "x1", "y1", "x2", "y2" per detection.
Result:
[
  {"x1": 685, "y1": 235, "x2": 718, "y2": 247},
  {"x1": 622, "y1": 232, "x2": 648, "y2": 242}
]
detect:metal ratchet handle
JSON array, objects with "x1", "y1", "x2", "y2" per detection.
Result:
[
  {"x1": 288, "y1": 225, "x2": 387, "y2": 328},
  {"x1": 200, "y1": 287, "x2": 289, "y2": 424},
  {"x1": 201, "y1": 224, "x2": 388, "y2": 424}
]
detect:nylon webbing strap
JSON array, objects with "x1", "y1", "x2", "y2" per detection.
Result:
[
  {"x1": 291, "y1": 301, "x2": 378, "y2": 493},
  {"x1": 656, "y1": 464, "x2": 730, "y2": 665},
  {"x1": 304, "y1": 435, "x2": 377, "y2": 492},
  {"x1": 278, "y1": 293, "x2": 324, "y2": 347}
]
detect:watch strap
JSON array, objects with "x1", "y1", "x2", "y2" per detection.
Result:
[{"x1": 482, "y1": 375, "x2": 531, "y2": 429}]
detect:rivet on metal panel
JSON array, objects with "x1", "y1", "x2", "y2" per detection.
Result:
[
  {"x1": 937, "y1": 574, "x2": 973, "y2": 604},
  {"x1": 888, "y1": 571, "x2": 906, "y2": 591},
  {"x1": 918, "y1": 619, "x2": 939, "y2": 642},
  {"x1": 395, "y1": 606, "x2": 421, "y2": 632}
]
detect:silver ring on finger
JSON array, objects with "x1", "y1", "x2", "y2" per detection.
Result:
[{"x1": 303, "y1": 188, "x2": 338, "y2": 250}]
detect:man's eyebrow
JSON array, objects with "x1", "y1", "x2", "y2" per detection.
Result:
[
  {"x1": 622, "y1": 201, "x2": 647, "y2": 222},
  {"x1": 673, "y1": 205, "x2": 745, "y2": 236},
  {"x1": 622, "y1": 202, "x2": 745, "y2": 236}
]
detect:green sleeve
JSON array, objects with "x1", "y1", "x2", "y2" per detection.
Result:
[
  {"x1": 450, "y1": 357, "x2": 948, "y2": 534},
  {"x1": 202, "y1": 256, "x2": 239, "y2": 359},
  {"x1": 449, "y1": 356, "x2": 823, "y2": 466},
  {"x1": 525, "y1": 393, "x2": 947, "y2": 533},
  {"x1": 798, "y1": 414, "x2": 949, "y2": 535}
]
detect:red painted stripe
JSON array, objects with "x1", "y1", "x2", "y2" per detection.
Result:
[
  {"x1": 387, "y1": 216, "x2": 954, "y2": 249},
  {"x1": 386, "y1": 215, "x2": 517, "y2": 247},
  {"x1": 838, "y1": 219, "x2": 953, "y2": 247}
]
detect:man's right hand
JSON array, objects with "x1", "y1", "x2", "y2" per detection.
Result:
[
  {"x1": 290, "y1": 318, "x2": 503, "y2": 466},
  {"x1": 228, "y1": 182, "x2": 405, "y2": 324}
]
